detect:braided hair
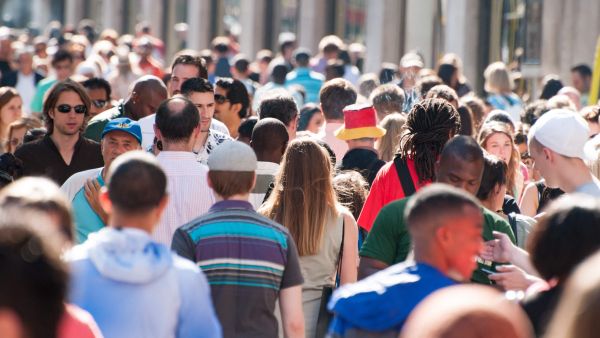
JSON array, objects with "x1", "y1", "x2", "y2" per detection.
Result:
[{"x1": 398, "y1": 98, "x2": 461, "y2": 183}]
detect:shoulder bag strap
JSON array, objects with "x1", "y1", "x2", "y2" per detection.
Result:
[{"x1": 393, "y1": 155, "x2": 417, "y2": 196}]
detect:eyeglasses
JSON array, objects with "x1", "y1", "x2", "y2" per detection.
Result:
[
  {"x1": 214, "y1": 94, "x2": 229, "y2": 104},
  {"x1": 92, "y1": 100, "x2": 108, "y2": 108},
  {"x1": 55, "y1": 104, "x2": 87, "y2": 114}
]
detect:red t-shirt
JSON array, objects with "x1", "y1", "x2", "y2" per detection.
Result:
[{"x1": 357, "y1": 158, "x2": 431, "y2": 232}]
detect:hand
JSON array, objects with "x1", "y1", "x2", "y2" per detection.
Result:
[
  {"x1": 489, "y1": 265, "x2": 541, "y2": 291},
  {"x1": 84, "y1": 178, "x2": 108, "y2": 223},
  {"x1": 481, "y1": 231, "x2": 514, "y2": 263}
]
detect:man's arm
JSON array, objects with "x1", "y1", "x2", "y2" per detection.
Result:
[
  {"x1": 171, "y1": 228, "x2": 197, "y2": 262},
  {"x1": 358, "y1": 257, "x2": 390, "y2": 280},
  {"x1": 279, "y1": 285, "x2": 305, "y2": 338}
]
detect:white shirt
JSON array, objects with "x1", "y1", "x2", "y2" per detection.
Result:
[
  {"x1": 249, "y1": 161, "x2": 280, "y2": 210},
  {"x1": 322, "y1": 122, "x2": 348, "y2": 161},
  {"x1": 139, "y1": 113, "x2": 230, "y2": 150},
  {"x1": 153, "y1": 151, "x2": 214, "y2": 245},
  {"x1": 194, "y1": 130, "x2": 232, "y2": 164},
  {"x1": 60, "y1": 167, "x2": 103, "y2": 201},
  {"x1": 15, "y1": 72, "x2": 36, "y2": 116}
]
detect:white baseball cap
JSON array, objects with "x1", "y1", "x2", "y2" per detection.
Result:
[{"x1": 528, "y1": 109, "x2": 592, "y2": 160}]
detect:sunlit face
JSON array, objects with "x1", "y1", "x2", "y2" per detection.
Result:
[
  {"x1": 0, "y1": 96, "x2": 22, "y2": 127},
  {"x1": 437, "y1": 158, "x2": 484, "y2": 196},
  {"x1": 49, "y1": 91, "x2": 85, "y2": 136},
  {"x1": 442, "y1": 206, "x2": 484, "y2": 281},
  {"x1": 86, "y1": 87, "x2": 111, "y2": 118},
  {"x1": 101, "y1": 131, "x2": 141, "y2": 168},
  {"x1": 485, "y1": 132, "x2": 512, "y2": 164},
  {"x1": 187, "y1": 92, "x2": 215, "y2": 132},
  {"x1": 529, "y1": 141, "x2": 559, "y2": 188},
  {"x1": 306, "y1": 111, "x2": 324, "y2": 134},
  {"x1": 169, "y1": 64, "x2": 200, "y2": 96}
]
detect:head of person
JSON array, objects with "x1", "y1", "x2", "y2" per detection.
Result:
[
  {"x1": 297, "y1": 103, "x2": 324, "y2": 134},
  {"x1": 425, "y1": 84, "x2": 459, "y2": 109},
  {"x1": 401, "y1": 285, "x2": 534, "y2": 338},
  {"x1": 154, "y1": 96, "x2": 200, "y2": 148},
  {"x1": 270, "y1": 63, "x2": 288, "y2": 85},
  {"x1": 99, "y1": 151, "x2": 168, "y2": 230},
  {"x1": 369, "y1": 84, "x2": 405, "y2": 120},
  {"x1": 399, "y1": 52, "x2": 424, "y2": 86},
  {"x1": 581, "y1": 105, "x2": 600, "y2": 137},
  {"x1": 5, "y1": 117, "x2": 43, "y2": 153},
  {"x1": 50, "y1": 49, "x2": 74, "y2": 81},
  {"x1": 319, "y1": 78, "x2": 357, "y2": 122},
  {"x1": 461, "y1": 95, "x2": 487, "y2": 132},
  {"x1": 214, "y1": 77, "x2": 250, "y2": 126},
  {"x1": 399, "y1": 98, "x2": 461, "y2": 183},
  {"x1": 325, "y1": 59, "x2": 345, "y2": 81},
  {"x1": 81, "y1": 77, "x2": 112, "y2": 118},
  {"x1": 168, "y1": 54, "x2": 208, "y2": 96},
  {"x1": 570, "y1": 64, "x2": 592, "y2": 94},
  {"x1": 319, "y1": 35, "x2": 343, "y2": 60},
  {"x1": 483, "y1": 110, "x2": 516, "y2": 134},
  {"x1": 293, "y1": 48, "x2": 311, "y2": 68},
  {"x1": 280, "y1": 39, "x2": 296, "y2": 60},
  {"x1": 42, "y1": 79, "x2": 91, "y2": 136},
  {"x1": 476, "y1": 154, "x2": 508, "y2": 212},
  {"x1": 0, "y1": 87, "x2": 22, "y2": 135},
  {"x1": 416, "y1": 75, "x2": 444, "y2": 99},
  {"x1": 180, "y1": 77, "x2": 214, "y2": 132},
  {"x1": 435, "y1": 135, "x2": 485, "y2": 196},
  {"x1": 15, "y1": 46, "x2": 34, "y2": 74},
  {"x1": 456, "y1": 105, "x2": 474, "y2": 136},
  {"x1": 231, "y1": 54, "x2": 250, "y2": 79},
  {"x1": 539, "y1": 75, "x2": 564, "y2": 100},
  {"x1": 378, "y1": 62, "x2": 398, "y2": 84},
  {"x1": 528, "y1": 194, "x2": 600, "y2": 284},
  {"x1": 405, "y1": 183, "x2": 483, "y2": 281},
  {"x1": 260, "y1": 138, "x2": 337, "y2": 256},
  {"x1": 237, "y1": 116, "x2": 258, "y2": 145},
  {"x1": 207, "y1": 141, "x2": 257, "y2": 200},
  {"x1": 332, "y1": 170, "x2": 369, "y2": 221},
  {"x1": 250, "y1": 117, "x2": 289, "y2": 163},
  {"x1": 528, "y1": 109, "x2": 591, "y2": 189},
  {"x1": 100, "y1": 118, "x2": 142, "y2": 169},
  {"x1": 357, "y1": 73, "x2": 380, "y2": 98},
  {"x1": 335, "y1": 103, "x2": 386, "y2": 149},
  {"x1": 437, "y1": 63, "x2": 459, "y2": 89},
  {"x1": 0, "y1": 177, "x2": 74, "y2": 248},
  {"x1": 258, "y1": 90, "x2": 298, "y2": 139},
  {"x1": 376, "y1": 113, "x2": 407, "y2": 162},
  {"x1": 478, "y1": 122, "x2": 519, "y2": 193},
  {"x1": 127, "y1": 75, "x2": 168, "y2": 120},
  {"x1": 545, "y1": 250, "x2": 600, "y2": 338},
  {"x1": 484, "y1": 62, "x2": 513, "y2": 95},
  {"x1": 557, "y1": 86, "x2": 582, "y2": 110},
  {"x1": 0, "y1": 222, "x2": 67, "y2": 338}
]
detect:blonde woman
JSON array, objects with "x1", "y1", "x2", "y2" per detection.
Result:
[
  {"x1": 0, "y1": 87, "x2": 23, "y2": 153},
  {"x1": 260, "y1": 138, "x2": 358, "y2": 338},
  {"x1": 478, "y1": 122, "x2": 525, "y2": 200},
  {"x1": 484, "y1": 62, "x2": 522, "y2": 122},
  {"x1": 5, "y1": 117, "x2": 43, "y2": 153},
  {"x1": 376, "y1": 113, "x2": 406, "y2": 162}
]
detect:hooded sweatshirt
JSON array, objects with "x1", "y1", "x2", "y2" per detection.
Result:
[{"x1": 66, "y1": 227, "x2": 221, "y2": 338}]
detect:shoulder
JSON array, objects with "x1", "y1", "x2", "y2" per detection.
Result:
[
  {"x1": 81, "y1": 137, "x2": 100, "y2": 147},
  {"x1": 14, "y1": 137, "x2": 47, "y2": 156},
  {"x1": 88, "y1": 106, "x2": 120, "y2": 125},
  {"x1": 61, "y1": 167, "x2": 103, "y2": 199}
]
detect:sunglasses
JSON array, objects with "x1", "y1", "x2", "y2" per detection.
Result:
[
  {"x1": 92, "y1": 100, "x2": 108, "y2": 108},
  {"x1": 55, "y1": 104, "x2": 87, "y2": 114},
  {"x1": 214, "y1": 94, "x2": 229, "y2": 104}
]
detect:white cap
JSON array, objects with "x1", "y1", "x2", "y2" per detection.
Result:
[{"x1": 528, "y1": 109, "x2": 591, "y2": 160}]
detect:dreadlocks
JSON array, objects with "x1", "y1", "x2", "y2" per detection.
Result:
[{"x1": 398, "y1": 98, "x2": 461, "y2": 183}]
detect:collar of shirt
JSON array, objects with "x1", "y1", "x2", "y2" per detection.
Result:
[{"x1": 210, "y1": 200, "x2": 254, "y2": 212}]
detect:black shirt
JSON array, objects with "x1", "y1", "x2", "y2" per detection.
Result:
[
  {"x1": 15, "y1": 134, "x2": 104, "y2": 185},
  {"x1": 338, "y1": 148, "x2": 386, "y2": 186}
]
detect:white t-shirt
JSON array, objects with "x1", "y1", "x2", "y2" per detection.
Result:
[{"x1": 15, "y1": 72, "x2": 36, "y2": 116}]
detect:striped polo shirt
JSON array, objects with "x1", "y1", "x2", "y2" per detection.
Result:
[{"x1": 171, "y1": 200, "x2": 303, "y2": 337}]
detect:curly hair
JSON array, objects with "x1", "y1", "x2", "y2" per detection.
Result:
[{"x1": 398, "y1": 98, "x2": 461, "y2": 183}]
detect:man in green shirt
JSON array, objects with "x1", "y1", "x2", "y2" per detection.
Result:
[
  {"x1": 83, "y1": 75, "x2": 167, "y2": 142},
  {"x1": 359, "y1": 136, "x2": 516, "y2": 284}
]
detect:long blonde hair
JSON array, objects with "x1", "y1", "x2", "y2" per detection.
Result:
[
  {"x1": 377, "y1": 113, "x2": 406, "y2": 161},
  {"x1": 259, "y1": 138, "x2": 338, "y2": 256},
  {"x1": 478, "y1": 122, "x2": 520, "y2": 197}
]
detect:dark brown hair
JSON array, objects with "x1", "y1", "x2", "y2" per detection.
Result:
[
  {"x1": 319, "y1": 78, "x2": 357, "y2": 120},
  {"x1": 208, "y1": 171, "x2": 255, "y2": 199},
  {"x1": 42, "y1": 79, "x2": 91, "y2": 134}
]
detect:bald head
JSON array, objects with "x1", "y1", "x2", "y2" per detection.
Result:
[
  {"x1": 128, "y1": 75, "x2": 168, "y2": 120},
  {"x1": 251, "y1": 117, "x2": 289, "y2": 163},
  {"x1": 439, "y1": 136, "x2": 484, "y2": 166},
  {"x1": 155, "y1": 96, "x2": 199, "y2": 143},
  {"x1": 401, "y1": 285, "x2": 534, "y2": 338},
  {"x1": 436, "y1": 136, "x2": 484, "y2": 195}
]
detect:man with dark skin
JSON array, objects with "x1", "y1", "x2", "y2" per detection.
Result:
[
  {"x1": 84, "y1": 75, "x2": 167, "y2": 142},
  {"x1": 358, "y1": 136, "x2": 516, "y2": 284}
]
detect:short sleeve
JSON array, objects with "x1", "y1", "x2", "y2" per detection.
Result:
[
  {"x1": 280, "y1": 235, "x2": 304, "y2": 289},
  {"x1": 357, "y1": 163, "x2": 403, "y2": 232},
  {"x1": 360, "y1": 200, "x2": 410, "y2": 265}
]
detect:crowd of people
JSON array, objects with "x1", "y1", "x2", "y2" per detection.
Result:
[{"x1": 0, "y1": 18, "x2": 600, "y2": 338}]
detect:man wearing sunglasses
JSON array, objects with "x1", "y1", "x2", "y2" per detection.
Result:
[
  {"x1": 82, "y1": 77, "x2": 113, "y2": 119},
  {"x1": 15, "y1": 80, "x2": 103, "y2": 185}
]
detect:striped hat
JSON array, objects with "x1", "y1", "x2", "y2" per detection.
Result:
[{"x1": 335, "y1": 103, "x2": 386, "y2": 140}]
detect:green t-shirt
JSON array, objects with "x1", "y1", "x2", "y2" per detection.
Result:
[
  {"x1": 83, "y1": 103, "x2": 125, "y2": 142},
  {"x1": 359, "y1": 197, "x2": 516, "y2": 285}
]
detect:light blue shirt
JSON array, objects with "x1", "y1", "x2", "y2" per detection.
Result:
[
  {"x1": 72, "y1": 172, "x2": 105, "y2": 244},
  {"x1": 286, "y1": 67, "x2": 325, "y2": 103}
]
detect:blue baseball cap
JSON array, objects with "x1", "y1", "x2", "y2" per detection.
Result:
[{"x1": 101, "y1": 118, "x2": 142, "y2": 144}]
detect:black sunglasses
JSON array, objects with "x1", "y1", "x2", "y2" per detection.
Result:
[
  {"x1": 92, "y1": 100, "x2": 108, "y2": 108},
  {"x1": 56, "y1": 104, "x2": 87, "y2": 114},
  {"x1": 214, "y1": 94, "x2": 229, "y2": 104}
]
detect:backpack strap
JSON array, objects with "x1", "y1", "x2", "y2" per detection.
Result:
[{"x1": 393, "y1": 155, "x2": 417, "y2": 196}]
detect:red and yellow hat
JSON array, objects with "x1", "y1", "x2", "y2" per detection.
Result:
[{"x1": 335, "y1": 103, "x2": 387, "y2": 140}]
